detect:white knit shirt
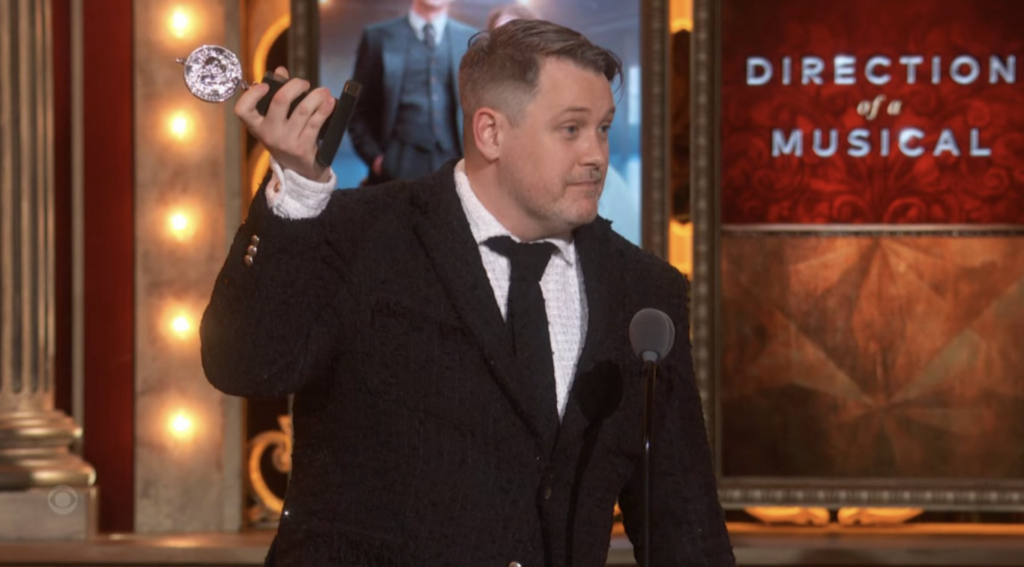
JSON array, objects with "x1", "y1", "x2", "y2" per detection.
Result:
[{"x1": 266, "y1": 159, "x2": 588, "y2": 419}]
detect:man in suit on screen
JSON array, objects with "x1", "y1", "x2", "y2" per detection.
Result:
[
  {"x1": 202, "y1": 18, "x2": 734, "y2": 567},
  {"x1": 347, "y1": 0, "x2": 476, "y2": 184}
]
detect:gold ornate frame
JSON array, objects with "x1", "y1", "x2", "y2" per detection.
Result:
[
  {"x1": 689, "y1": 0, "x2": 1024, "y2": 511},
  {"x1": 640, "y1": 0, "x2": 672, "y2": 257}
]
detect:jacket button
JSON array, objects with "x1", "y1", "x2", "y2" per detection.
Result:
[
  {"x1": 247, "y1": 244, "x2": 258, "y2": 257},
  {"x1": 543, "y1": 486, "x2": 552, "y2": 500},
  {"x1": 243, "y1": 254, "x2": 254, "y2": 267},
  {"x1": 509, "y1": 562, "x2": 522, "y2": 567},
  {"x1": 250, "y1": 234, "x2": 260, "y2": 246}
]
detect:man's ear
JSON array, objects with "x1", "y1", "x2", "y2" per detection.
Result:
[{"x1": 471, "y1": 107, "x2": 505, "y2": 162}]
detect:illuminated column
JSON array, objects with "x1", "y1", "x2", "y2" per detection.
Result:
[
  {"x1": 132, "y1": 0, "x2": 243, "y2": 532},
  {"x1": 0, "y1": 0, "x2": 95, "y2": 491}
]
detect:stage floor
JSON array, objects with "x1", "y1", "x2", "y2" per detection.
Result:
[{"x1": 2, "y1": 523, "x2": 1024, "y2": 566}]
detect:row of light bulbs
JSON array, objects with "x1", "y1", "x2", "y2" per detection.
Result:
[
  {"x1": 166, "y1": 7, "x2": 197, "y2": 145},
  {"x1": 164, "y1": 6, "x2": 199, "y2": 442}
]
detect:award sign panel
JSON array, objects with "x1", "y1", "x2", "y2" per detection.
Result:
[
  {"x1": 714, "y1": 0, "x2": 1024, "y2": 489},
  {"x1": 720, "y1": 0, "x2": 1024, "y2": 226}
]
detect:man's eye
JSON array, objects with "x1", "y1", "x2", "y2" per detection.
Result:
[
  {"x1": 563, "y1": 125, "x2": 579, "y2": 136},
  {"x1": 599, "y1": 124, "x2": 611, "y2": 135}
]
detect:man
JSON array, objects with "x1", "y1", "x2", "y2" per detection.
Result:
[
  {"x1": 483, "y1": 6, "x2": 640, "y2": 244},
  {"x1": 202, "y1": 19, "x2": 734, "y2": 567},
  {"x1": 347, "y1": 0, "x2": 476, "y2": 184}
]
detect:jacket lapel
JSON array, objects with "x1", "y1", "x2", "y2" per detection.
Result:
[{"x1": 410, "y1": 165, "x2": 555, "y2": 454}]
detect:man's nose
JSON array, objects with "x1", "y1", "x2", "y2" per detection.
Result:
[{"x1": 579, "y1": 132, "x2": 608, "y2": 168}]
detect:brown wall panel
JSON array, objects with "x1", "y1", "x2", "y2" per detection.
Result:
[{"x1": 720, "y1": 233, "x2": 1024, "y2": 479}]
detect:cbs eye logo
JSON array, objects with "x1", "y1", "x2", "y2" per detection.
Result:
[{"x1": 47, "y1": 485, "x2": 79, "y2": 516}]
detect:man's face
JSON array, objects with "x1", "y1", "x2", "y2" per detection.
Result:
[{"x1": 498, "y1": 58, "x2": 615, "y2": 237}]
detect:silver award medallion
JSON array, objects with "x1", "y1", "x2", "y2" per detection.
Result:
[
  {"x1": 175, "y1": 44, "x2": 363, "y2": 167},
  {"x1": 177, "y1": 45, "x2": 251, "y2": 102}
]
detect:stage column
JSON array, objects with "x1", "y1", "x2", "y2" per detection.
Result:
[{"x1": 0, "y1": 0, "x2": 96, "y2": 540}]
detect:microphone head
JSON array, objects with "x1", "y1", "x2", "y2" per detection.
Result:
[{"x1": 629, "y1": 308, "x2": 676, "y2": 363}]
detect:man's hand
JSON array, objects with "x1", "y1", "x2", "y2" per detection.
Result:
[{"x1": 235, "y1": 67, "x2": 336, "y2": 183}]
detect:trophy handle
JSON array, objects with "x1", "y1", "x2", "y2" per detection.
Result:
[
  {"x1": 251, "y1": 72, "x2": 362, "y2": 168},
  {"x1": 316, "y1": 81, "x2": 362, "y2": 168}
]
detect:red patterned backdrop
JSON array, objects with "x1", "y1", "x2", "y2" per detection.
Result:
[{"x1": 721, "y1": 0, "x2": 1024, "y2": 225}]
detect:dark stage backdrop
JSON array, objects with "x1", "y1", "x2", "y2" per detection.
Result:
[{"x1": 714, "y1": 0, "x2": 1024, "y2": 487}]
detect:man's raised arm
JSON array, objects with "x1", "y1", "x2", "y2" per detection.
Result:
[{"x1": 200, "y1": 67, "x2": 350, "y2": 398}]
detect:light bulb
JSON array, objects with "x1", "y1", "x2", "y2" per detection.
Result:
[
  {"x1": 169, "y1": 9, "x2": 191, "y2": 38},
  {"x1": 169, "y1": 411, "x2": 195, "y2": 439},
  {"x1": 171, "y1": 315, "x2": 192, "y2": 338},
  {"x1": 168, "y1": 112, "x2": 192, "y2": 140},
  {"x1": 168, "y1": 212, "x2": 195, "y2": 241}
]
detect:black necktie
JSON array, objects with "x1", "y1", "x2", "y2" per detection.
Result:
[
  {"x1": 486, "y1": 236, "x2": 560, "y2": 440},
  {"x1": 423, "y1": 22, "x2": 436, "y2": 51}
]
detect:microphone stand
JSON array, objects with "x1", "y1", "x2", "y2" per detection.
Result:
[
  {"x1": 629, "y1": 308, "x2": 675, "y2": 566},
  {"x1": 641, "y1": 358, "x2": 658, "y2": 567}
]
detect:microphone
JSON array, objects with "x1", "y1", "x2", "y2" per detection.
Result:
[
  {"x1": 629, "y1": 308, "x2": 675, "y2": 567},
  {"x1": 629, "y1": 308, "x2": 676, "y2": 363}
]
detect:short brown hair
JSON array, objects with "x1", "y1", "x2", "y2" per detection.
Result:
[{"x1": 459, "y1": 19, "x2": 623, "y2": 125}]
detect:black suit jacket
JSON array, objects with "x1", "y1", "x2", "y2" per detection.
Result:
[
  {"x1": 201, "y1": 162, "x2": 734, "y2": 566},
  {"x1": 347, "y1": 16, "x2": 476, "y2": 170}
]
